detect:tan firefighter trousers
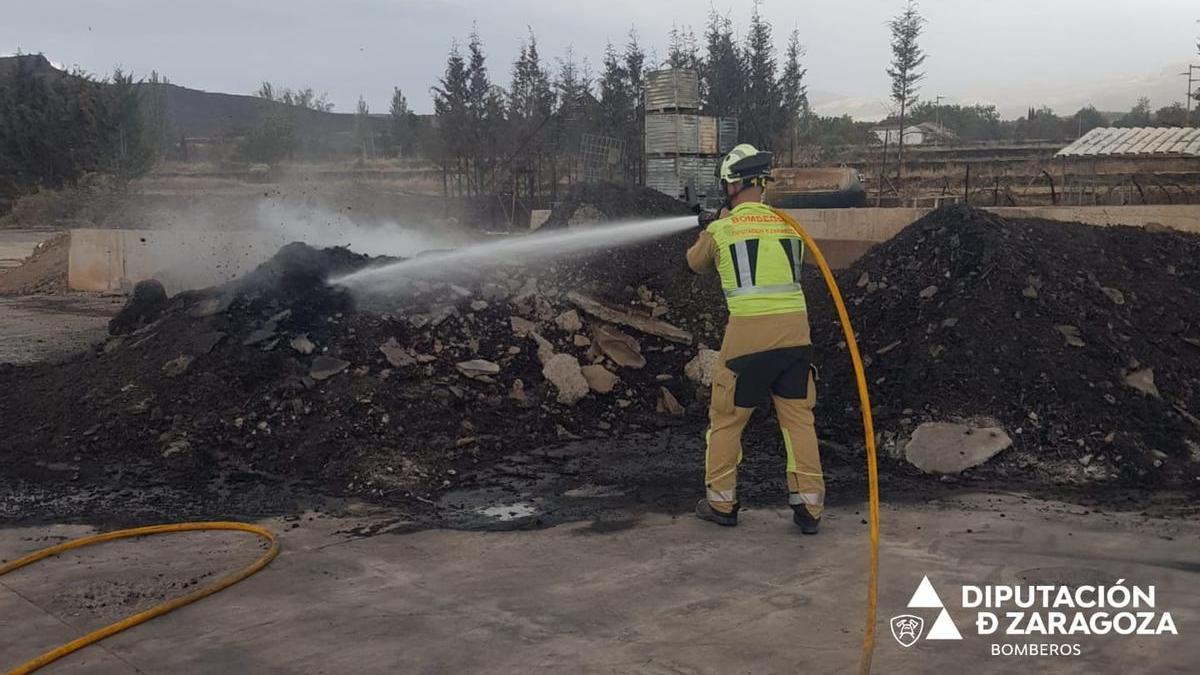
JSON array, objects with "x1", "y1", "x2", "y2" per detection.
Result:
[{"x1": 704, "y1": 312, "x2": 824, "y2": 517}]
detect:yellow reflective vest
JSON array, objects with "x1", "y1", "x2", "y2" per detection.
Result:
[{"x1": 706, "y1": 202, "x2": 807, "y2": 317}]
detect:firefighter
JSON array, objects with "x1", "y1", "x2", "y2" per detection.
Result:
[{"x1": 685, "y1": 143, "x2": 823, "y2": 534}]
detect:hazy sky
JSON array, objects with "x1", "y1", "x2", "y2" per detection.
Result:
[{"x1": 3, "y1": 0, "x2": 1198, "y2": 117}]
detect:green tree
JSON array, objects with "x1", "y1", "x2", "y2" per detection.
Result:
[
  {"x1": 464, "y1": 28, "x2": 505, "y2": 193},
  {"x1": 1154, "y1": 102, "x2": 1188, "y2": 127},
  {"x1": 903, "y1": 102, "x2": 1001, "y2": 142},
  {"x1": 508, "y1": 29, "x2": 553, "y2": 122},
  {"x1": 740, "y1": 0, "x2": 780, "y2": 148},
  {"x1": 243, "y1": 81, "x2": 298, "y2": 163},
  {"x1": 0, "y1": 56, "x2": 112, "y2": 209},
  {"x1": 385, "y1": 88, "x2": 417, "y2": 158},
  {"x1": 1116, "y1": 97, "x2": 1153, "y2": 127},
  {"x1": 598, "y1": 43, "x2": 631, "y2": 136},
  {"x1": 285, "y1": 88, "x2": 334, "y2": 112},
  {"x1": 624, "y1": 29, "x2": 647, "y2": 183},
  {"x1": 886, "y1": 0, "x2": 927, "y2": 180},
  {"x1": 256, "y1": 82, "x2": 334, "y2": 111},
  {"x1": 507, "y1": 29, "x2": 555, "y2": 199},
  {"x1": 701, "y1": 9, "x2": 744, "y2": 118},
  {"x1": 106, "y1": 69, "x2": 156, "y2": 183},
  {"x1": 432, "y1": 42, "x2": 471, "y2": 194},
  {"x1": 551, "y1": 47, "x2": 596, "y2": 186},
  {"x1": 667, "y1": 25, "x2": 700, "y2": 71},
  {"x1": 1012, "y1": 106, "x2": 1073, "y2": 141},
  {"x1": 778, "y1": 29, "x2": 808, "y2": 163},
  {"x1": 140, "y1": 71, "x2": 171, "y2": 163},
  {"x1": 1072, "y1": 106, "x2": 1107, "y2": 136},
  {"x1": 353, "y1": 95, "x2": 374, "y2": 159},
  {"x1": 0, "y1": 56, "x2": 166, "y2": 212}
]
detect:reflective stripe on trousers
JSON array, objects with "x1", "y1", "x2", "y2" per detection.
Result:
[
  {"x1": 707, "y1": 487, "x2": 737, "y2": 503},
  {"x1": 788, "y1": 492, "x2": 824, "y2": 506}
]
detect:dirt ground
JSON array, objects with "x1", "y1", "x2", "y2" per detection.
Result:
[
  {"x1": 0, "y1": 228, "x2": 60, "y2": 270},
  {"x1": 0, "y1": 295, "x2": 123, "y2": 365},
  {"x1": 2, "y1": 492, "x2": 1197, "y2": 674}
]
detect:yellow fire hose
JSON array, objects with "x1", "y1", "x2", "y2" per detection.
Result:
[
  {"x1": 776, "y1": 209, "x2": 881, "y2": 675},
  {"x1": 1, "y1": 521, "x2": 279, "y2": 674}
]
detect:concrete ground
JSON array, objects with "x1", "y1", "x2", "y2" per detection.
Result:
[
  {"x1": 0, "y1": 295, "x2": 123, "y2": 364},
  {"x1": 2, "y1": 493, "x2": 1196, "y2": 674}
]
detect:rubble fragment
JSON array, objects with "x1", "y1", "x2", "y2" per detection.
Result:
[
  {"x1": 531, "y1": 332, "x2": 556, "y2": 365},
  {"x1": 161, "y1": 355, "x2": 193, "y2": 378},
  {"x1": 567, "y1": 292, "x2": 693, "y2": 344},
  {"x1": 592, "y1": 324, "x2": 646, "y2": 369},
  {"x1": 1055, "y1": 325, "x2": 1085, "y2": 348},
  {"x1": 456, "y1": 359, "x2": 501, "y2": 380},
  {"x1": 542, "y1": 354, "x2": 589, "y2": 405},
  {"x1": 510, "y1": 315, "x2": 538, "y2": 337},
  {"x1": 379, "y1": 337, "x2": 416, "y2": 367},
  {"x1": 684, "y1": 349, "x2": 719, "y2": 386},
  {"x1": 310, "y1": 356, "x2": 350, "y2": 381},
  {"x1": 904, "y1": 422, "x2": 1012, "y2": 474},
  {"x1": 554, "y1": 310, "x2": 583, "y2": 332},
  {"x1": 580, "y1": 365, "x2": 619, "y2": 394},
  {"x1": 290, "y1": 334, "x2": 316, "y2": 355},
  {"x1": 1123, "y1": 367, "x2": 1160, "y2": 398},
  {"x1": 657, "y1": 387, "x2": 685, "y2": 416}
]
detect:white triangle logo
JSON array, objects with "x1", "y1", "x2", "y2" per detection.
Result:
[
  {"x1": 926, "y1": 608, "x2": 964, "y2": 640},
  {"x1": 907, "y1": 575, "x2": 944, "y2": 609}
]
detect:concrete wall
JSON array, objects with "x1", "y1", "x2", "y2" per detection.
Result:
[
  {"x1": 68, "y1": 228, "x2": 289, "y2": 294},
  {"x1": 789, "y1": 205, "x2": 1200, "y2": 268},
  {"x1": 68, "y1": 205, "x2": 1200, "y2": 291}
]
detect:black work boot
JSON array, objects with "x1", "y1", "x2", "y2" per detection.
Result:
[
  {"x1": 792, "y1": 505, "x2": 820, "y2": 535},
  {"x1": 695, "y1": 499, "x2": 739, "y2": 527}
]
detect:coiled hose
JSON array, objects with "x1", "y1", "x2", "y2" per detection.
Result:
[
  {"x1": 775, "y1": 208, "x2": 881, "y2": 675},
  {"x1": 1, "y1": 521, "x2": 279, "y2": 674}
]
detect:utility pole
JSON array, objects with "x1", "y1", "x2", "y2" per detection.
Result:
[
  {"x1": 934, "y1": 95, "x2": 944, "y2": 146},
  {"x1": 1184, "y1": 65, "x2": 1200, "y2": 126}
]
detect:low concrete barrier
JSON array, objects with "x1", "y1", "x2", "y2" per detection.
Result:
[
  {"x1": 788, "y1": 205, "x2": 1200, "y2": 268},
  {"x1": 788, "y1": 205, "x2": 1200, "y2": 244},
  {"x1": 68, "y1": 229, "x2": 289, "y2": 294},
  {"x1": 68, "y1": 205, "x2": 1200, "y2": 291}
]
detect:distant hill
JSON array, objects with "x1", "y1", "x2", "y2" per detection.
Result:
[
  {"x1": 0, "y1": 53, "x2": 365, "y2": 139},
  {"x1": 146, "y1": 81, "x2": 360, "y2": 138}
]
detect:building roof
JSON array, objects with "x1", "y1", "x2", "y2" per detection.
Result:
[
  {"x1": 870, "y1": 122, "x2": 956, "y2": 138},
  {"x1": 914, "y1": 122, "x2": 957, "y2": 138},
  {"x1": 1056, "y1": 127, "x2": 1200, "y2": 157}
]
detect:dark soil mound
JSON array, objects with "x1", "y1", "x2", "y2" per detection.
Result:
[
  {"x1": 0, "y1": 233, "x2": 728, "y2": 512},
  {"x1": 4, "y1": 202, "x2": 1199, "y2": 526},
  {"x1": 543, "y1": 182, "x2": 693, "y2": 228},
  {"x1": 808, "y1": 205, "x2": 1200, "y2": 487}
]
